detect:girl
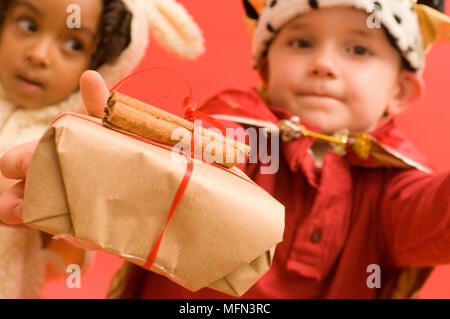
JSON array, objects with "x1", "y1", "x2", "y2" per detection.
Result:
[{"x1": 0, "y1": 0, "x2": 204, "y2": 298}]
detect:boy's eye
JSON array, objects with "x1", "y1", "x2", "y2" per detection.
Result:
[
  {"x1": 349, "y1": 45, "x2": 371, "y2": 56},
  {"x1": 289, "y1": 39, "x2": 311, "y2": 48},
  {"x1": 17, "y1": 17, "x2": 37, "y2": 33},
  {"x1": 64, "y1": 38, "x2": 84, "y2": 52}
]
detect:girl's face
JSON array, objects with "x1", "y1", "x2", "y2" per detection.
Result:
[
  {"x1": 0, "y1": 0, "x2": 101, "y2": 109},
  {"x1": 262, "y1": 6, "x2": 418, "y2": 134}
]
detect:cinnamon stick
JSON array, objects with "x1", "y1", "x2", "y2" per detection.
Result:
[
  {"x1": 109, "y1": 91, "x2": 250, "y2": 155},
  {"x1": 103, "y1": 91, "x2": 250, "y2": 168}
]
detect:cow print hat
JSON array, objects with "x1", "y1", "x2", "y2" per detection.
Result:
[{"x1": 244, "y1": 0, "x2": 449, "y2": 75}]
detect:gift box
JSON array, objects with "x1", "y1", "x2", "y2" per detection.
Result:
[{"x1": 23, "y1": 106, "x2": 285, "y2": 296}]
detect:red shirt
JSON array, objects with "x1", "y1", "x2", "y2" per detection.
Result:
[{"x1": 136, "y1": 87, "x2": 450, "y2": 298}]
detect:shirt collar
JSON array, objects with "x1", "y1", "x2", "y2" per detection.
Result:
[{"x1": 267, "y1": 97, "x2": 434, "y2": 174}]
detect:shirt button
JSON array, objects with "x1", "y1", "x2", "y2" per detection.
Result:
[{"x1": 310, "y1": 227, "x2": 323, "y2": 243}]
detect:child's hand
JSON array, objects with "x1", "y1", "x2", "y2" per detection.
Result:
[
  {"x1": 0, "y1": 141, "x2": 36, "y2": 224},
  {"x1": 0, "y1": 71, "x2": 109, "y2": 224}
]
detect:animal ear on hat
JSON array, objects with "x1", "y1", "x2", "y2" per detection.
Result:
[
  {"x1": 146, "y1": 0, "x2": 205, "y2": 59},
  {"x1": 417, "y1": 0, "x2": 445, "y2": 12},
  {"x1": 413, "y1": 0, "x2": 450, "y2": 53},
  {"x1": 243, "y1": 0, "x2": 265, "y2": 35}
]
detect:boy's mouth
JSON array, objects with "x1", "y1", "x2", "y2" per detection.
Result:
[
  {"x1": 16, "y1": 74, "x2": 45, "y2": 92},
  {"x1": 300, "y1": 90, "x2": 340, "y2": 100}
]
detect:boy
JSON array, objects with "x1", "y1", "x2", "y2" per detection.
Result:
[{"x1": 1, "y1": 0, "x2": 449, "y2": 298}]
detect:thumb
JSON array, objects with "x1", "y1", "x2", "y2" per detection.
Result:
[{"x1": 80, "y1": 70, "x2": 109, "y2": 119}]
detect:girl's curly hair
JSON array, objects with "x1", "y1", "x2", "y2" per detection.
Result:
[
  {"x1": 0, "y1": 0, "x2": 132, "y2": 70},
  {"x1": 91, "y1": 0, "x2": 132, "y2": 69}
]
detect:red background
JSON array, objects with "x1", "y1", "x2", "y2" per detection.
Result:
[{"x1": 43, "y1": 0, "x2": 450, "y2": 298}]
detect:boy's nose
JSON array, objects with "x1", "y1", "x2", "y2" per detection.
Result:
[
  {"x1": 25, "y1": 39, "x2": 52, "y2": 68},
  {"x1": 308, "y1": 46, "x2": 338, "y2": 79}
]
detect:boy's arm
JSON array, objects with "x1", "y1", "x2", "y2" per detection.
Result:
[{"x1": 381, "y1": 169, "x2": 450, "y2": 267}]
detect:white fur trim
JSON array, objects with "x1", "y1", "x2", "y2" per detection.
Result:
[
  {"x1": 0, "y1": 85, "x2": 82, "y2": 156},
  {"x1": 146, "y1": 0, "x2": 205, "y2": 59}
]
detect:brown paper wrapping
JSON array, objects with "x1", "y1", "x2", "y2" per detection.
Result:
[{"x1": 23, "y1": 113, "x2": 285, "y2": 296}]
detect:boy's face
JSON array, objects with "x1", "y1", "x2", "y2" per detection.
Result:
[
  {"x1": 262, "y1": 6, "x2": 422, "y2": 134},
  {"x1": 0, "y1": 0, "x2": 101, "y2": 109}
]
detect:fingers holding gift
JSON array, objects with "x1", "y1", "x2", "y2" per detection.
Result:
[
  {"x1": 0, "y1": 141, "x2": 37, "y2": 180},
  {"x1": 0, "y1": 141, "x2": 36, "y2": 224},
  {"x1": 0, "y1": 180, "x2": 25, "y2": 224}
]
